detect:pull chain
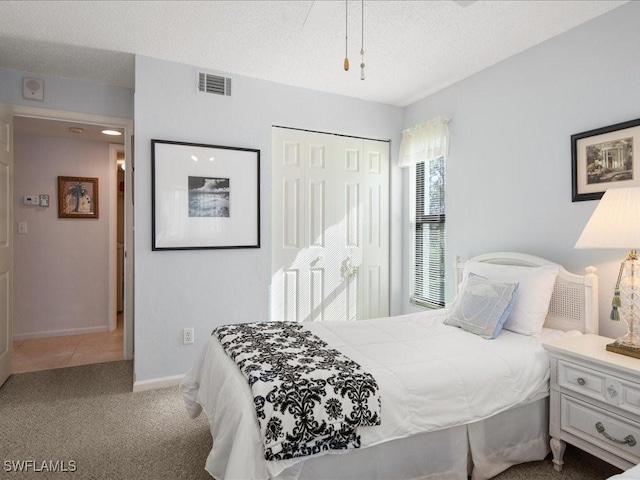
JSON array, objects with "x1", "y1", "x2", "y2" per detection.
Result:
[
  {"x1": 360, "y1": 0, "x2": 365, "y2": 80},
  {"x1": 344, "y1": 0, "x2": 350, "y2": 71}
]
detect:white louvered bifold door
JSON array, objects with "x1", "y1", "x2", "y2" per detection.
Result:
[{"x1": 272, "y1": 128, "x2": 389, "y2": 323}]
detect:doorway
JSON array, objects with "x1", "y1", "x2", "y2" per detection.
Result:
[{"x1": 9, "y1": 108, "x2": 133, "y2": 373}]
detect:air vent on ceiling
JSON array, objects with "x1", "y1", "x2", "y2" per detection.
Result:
[{"x1": 198, "y1": 72, "x2": 232, "y2": 96}]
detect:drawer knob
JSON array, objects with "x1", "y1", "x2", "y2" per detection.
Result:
[
  {"x1": 595, "y1": 422, "x2": 637, "y2": 447},
  {"x1": 577, "y1": 377, "x2": 586, "y2": 386}
]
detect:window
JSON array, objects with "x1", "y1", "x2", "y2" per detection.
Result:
[
  {"x1": 412, "y1": 156, "x2": 445, "y2": 308},
  {"x1": 399, "y1": 115, "x2": 449, "y2": 309}
]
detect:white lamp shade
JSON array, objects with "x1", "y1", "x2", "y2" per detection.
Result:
[{"x1": 575, "y1": 187, "x2": 640, "y2": 249}]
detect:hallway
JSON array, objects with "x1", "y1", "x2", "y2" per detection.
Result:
[{"x1": 11, "y1": 315, "x2": 124, "y2": 373}]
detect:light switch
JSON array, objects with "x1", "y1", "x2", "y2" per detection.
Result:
[{"x1": 17, "y1": 222, "x2": 27, "y2": 234}]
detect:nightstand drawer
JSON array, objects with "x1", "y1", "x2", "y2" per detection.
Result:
[
  {"x1": 559, "y1": 360, "x2": 609, "y2": 402},
  {"x1": 619, "y1": 380, "x2": 640, "y2": 416},
  {"x1": 561, "y1": 395, "x2": 640, "y2": 463}
]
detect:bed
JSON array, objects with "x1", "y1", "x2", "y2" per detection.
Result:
[
  {"x1": 611, "y1": 464, "x2": 640, "y2": 479},
  {"x1": 181, "y1": 252, "x2": 599, "y2": 480}
]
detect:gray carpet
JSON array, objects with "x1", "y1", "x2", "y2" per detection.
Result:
[
  {"x1": 0, "y1": 361, "x2": 624, "y2": 479},
  {"x1": 0, "y1": 361, "x2": 211, "y2": 479}
]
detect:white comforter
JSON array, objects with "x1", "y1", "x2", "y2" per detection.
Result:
[
  {"x1": 610, "y1": 464, "x2": 640, "y2": 479},
  {"x1": 181, "y1": 310, "x2": 557, "y2": 479}
]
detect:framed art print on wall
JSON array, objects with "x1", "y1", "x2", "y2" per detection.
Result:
[
  {"x1": 57, "y1": 176, "x2": 99, "y2": 218},
  {"x1": 572, "y1": 117, "x2": 640, "y2": 202},
  {"x1": 151, "y1": 139, "x2": 260, "y2": 250}
]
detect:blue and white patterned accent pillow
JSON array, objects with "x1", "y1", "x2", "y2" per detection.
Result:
[{"x1": 444, "y1": 274, "x2": 519, "y2": 339}]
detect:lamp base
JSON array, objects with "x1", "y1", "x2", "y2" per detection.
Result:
[{"x1": 606, "y1": 341, "x2": 640, "y2": 359}]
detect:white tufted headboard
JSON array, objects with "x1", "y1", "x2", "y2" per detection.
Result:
[{"x1": 454, "y1": 252, "x2": 599, "y2": 335}]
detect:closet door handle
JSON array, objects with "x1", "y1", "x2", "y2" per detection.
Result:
[
  {"x1": 595, "y1": 422, "x2": 636, "y2": 447},
  {"x1": 341, "y1": 257, "x2": 357, "y2": 279}
]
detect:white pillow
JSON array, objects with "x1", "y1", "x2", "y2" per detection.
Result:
[
  {"x1": 462, "y1": 261, "x2": 559, "y2": 337},
  {"x1": 444, "y1": 274, "x2": 519, "y2": 339}
]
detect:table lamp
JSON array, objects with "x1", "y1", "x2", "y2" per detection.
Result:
[{"x1": 575, "y1": 187, "x2": 640, "y2": 358}]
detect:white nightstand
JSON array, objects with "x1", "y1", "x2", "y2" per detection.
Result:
[{"x1": 544, "y1": 334, "x2": 640, "y2": 472}]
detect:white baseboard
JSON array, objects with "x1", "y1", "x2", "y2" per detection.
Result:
[
  {"x1": 133, "y1": 374, "x2": 184, "y2": 393},
  {"x1": 13, "y1": 325, "x2": 109, "y2": 341}
]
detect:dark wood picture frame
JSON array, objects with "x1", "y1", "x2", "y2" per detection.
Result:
[
  {"x1": 151, "y1": 139, "x2": 260, "y2": 250},
  {"x1": 572, "y1": 118, "x2": 640, "y2": 202},
  {"x1": 57, "y1": 176, "x2": 99, "y2": 218}
]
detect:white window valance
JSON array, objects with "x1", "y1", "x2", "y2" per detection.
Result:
[{"x1": 398, "y1": 116, "x2": 450, "y2": 168}]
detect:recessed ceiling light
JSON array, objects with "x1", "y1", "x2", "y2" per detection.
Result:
[
  {"x1": 101, "y1": 129, "x2": 122, "y2": 136},
  {"x1": 69, "y1": 127, "x2": 84, "y2": 134}
]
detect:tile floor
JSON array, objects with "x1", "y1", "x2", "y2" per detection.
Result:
[{"x1": 12, "y1": 315, "x2": 124, "y2": 373}]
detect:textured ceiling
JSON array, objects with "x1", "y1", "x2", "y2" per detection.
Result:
[{"x1": 0, "y1": 1, "x2": 628, "y2": 107}]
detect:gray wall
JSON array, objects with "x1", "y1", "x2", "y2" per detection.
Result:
[
  {"x1": 401, "y1": 1, "x2": 640, "y2": 340},
  {"x1": 133, "y1": 55, "x2": 403, "y2": 383},
  {"x1": 13, "y1": 134, "x2": 112, "y2": 338},
  {"x1": 0, "y1": 67, "x2": 133, "y2": 119}
]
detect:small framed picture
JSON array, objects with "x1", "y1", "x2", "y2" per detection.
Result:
[
  {"x1": 57, "y1": 176, "x2": 99, "y2": 218},
  {"x1": 151, "y1": 139, "x2": 260, "y2": 250},
  {"x1": 572, "y1": 118, "x2": 640, "y2": 202}
]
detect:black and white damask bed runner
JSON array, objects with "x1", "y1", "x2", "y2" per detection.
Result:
[{"x1": 213, "y1": 322, "x2": 381, "y2": 461}]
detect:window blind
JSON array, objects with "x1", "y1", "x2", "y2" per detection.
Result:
[{"x1": 413, "y1": 157, "x2": 445, "y2": 308}]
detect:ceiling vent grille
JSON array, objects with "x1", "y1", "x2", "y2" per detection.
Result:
[{"x1": 198, "y1": 73, "x2": 231, "y2": 96}]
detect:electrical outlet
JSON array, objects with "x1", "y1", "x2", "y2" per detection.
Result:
[{"x1": 183, "y1": 328, "x2": 194, "y2": 345}]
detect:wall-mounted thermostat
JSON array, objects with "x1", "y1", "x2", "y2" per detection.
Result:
[{"x1": 23, "y1": 195, "x2": 40, "y2": 206}]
